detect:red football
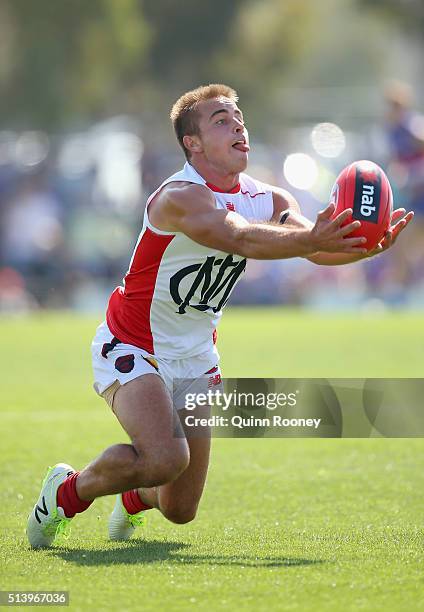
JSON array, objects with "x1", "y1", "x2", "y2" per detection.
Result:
[{"x1": 329, "y1": 160, "x2": 393, "y2": 251}]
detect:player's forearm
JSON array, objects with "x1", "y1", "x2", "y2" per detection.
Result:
[
  {"x1": 307, "y1": 252, "x2": 366, "y2": 265},
  {"x1": 239, "y1": 224, "x2": 316, "y2": 259}
]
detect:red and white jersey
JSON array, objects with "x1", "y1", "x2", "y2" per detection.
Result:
[{"x1": 106, "y1": 162, "x2": 274, "y2": 359}]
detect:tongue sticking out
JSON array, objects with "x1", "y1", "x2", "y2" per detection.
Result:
[{"x1": 232, "y1": 143, "x2": 249, "y2": 152}]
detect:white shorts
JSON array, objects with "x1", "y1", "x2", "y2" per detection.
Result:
[{"x1": 91, "y1": 321, "x2": 223, "y2": 410}]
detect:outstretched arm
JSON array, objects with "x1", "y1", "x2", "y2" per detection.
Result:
[{"x1": 149, "y1": 182, "x2": 367, "y2": 260}]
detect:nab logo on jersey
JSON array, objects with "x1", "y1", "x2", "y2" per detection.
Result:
[{"x1": 170, "y1": 254, "x2": 246, "y2": 314}]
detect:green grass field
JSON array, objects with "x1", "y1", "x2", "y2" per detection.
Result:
[{"x1": 1, "y1": 308, "x2": 424, "y2": 611}]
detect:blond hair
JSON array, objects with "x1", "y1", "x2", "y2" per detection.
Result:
[{"x1": 170, "y1": 84, "x2": 238, "y2": 160}]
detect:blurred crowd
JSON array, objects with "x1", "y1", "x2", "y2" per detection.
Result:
[{"x1": 0, "y1": 82, "x2": 423, "y2": 314}]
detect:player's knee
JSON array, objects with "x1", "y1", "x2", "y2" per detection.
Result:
[
  {"x1": 132, "y1": 447, "x2": 190, "y2": 488},
  {"x1": 161, "y1": 501, "x2": 198, "y2": 525},
  {"x1": 149, "y1": 450, "x2": 190, "y2": 486}
]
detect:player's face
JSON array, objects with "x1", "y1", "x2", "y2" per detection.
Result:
[{"x1": 194, "y1": 97, "x2": 250, "y2": 173}]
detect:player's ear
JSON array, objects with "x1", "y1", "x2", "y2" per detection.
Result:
[{"x1": 183, "y1": 134, "x2": 203, "y2": 156}]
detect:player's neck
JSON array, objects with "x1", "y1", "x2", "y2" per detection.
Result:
[{"x1": 189, "y1": 160, "x2": 240, "y2": 193}]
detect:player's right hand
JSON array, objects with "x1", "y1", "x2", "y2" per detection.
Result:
[{"x1": 309, "y1": 203, "x2": 368, "y2": 254}]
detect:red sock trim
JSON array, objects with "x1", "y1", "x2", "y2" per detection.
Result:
[
  {"x1": 122, "y1": 489, "x2": 152, "y2": 515},
  {"x1": 57, "y1": 472, "x2": 93, "y2": 518}
]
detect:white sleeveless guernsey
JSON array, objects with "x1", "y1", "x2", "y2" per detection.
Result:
[{"x1": 106, "y1": 162, "x2": 274, "y2": 360}]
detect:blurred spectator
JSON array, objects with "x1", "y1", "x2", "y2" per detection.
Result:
[
  {"x1": 381, "y1": 81, "x2": 424, "y2": 293},
  {"x1": 1, "y1": 171, "x2": 66, "y2": 307},
  {"x1": 0, "y1": 267, "x2": 37, "y2": 313},
  {"x1": 384, "y1": 80, "x2": 424, "y2": 216}
]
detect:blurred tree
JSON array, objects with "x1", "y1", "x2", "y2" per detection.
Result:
[
  {"x1": 208, "y1": 0, "x2": 417, "y2": 138},
  {"x1": 142, "y1": 0, "x2": 244, "y2": 91},
  {"x1": 0, "y1": 0, "x2": 421, "y2": 137},
  {"x1": 356, "y1": 0, "x2": 424, "y2": 39},
  {"x1": 209, "y1": 0, "x2": 385, "y2": 135},
  {"x1": 0, "y1": 0, "x2": 151, "y2": 128},
  {"x1": 210, "y1": 0, "x2": 315, "y2": 129}
]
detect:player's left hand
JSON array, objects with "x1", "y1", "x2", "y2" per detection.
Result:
[{"x1": 366, "y1": 208, "x2": 415, "y2": 257}]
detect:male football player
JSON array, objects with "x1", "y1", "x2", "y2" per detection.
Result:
[{"x1": 27, "y1": 84, "x2": 413, "y2": 547}]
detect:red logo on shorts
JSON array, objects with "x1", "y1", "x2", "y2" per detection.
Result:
[
  {"x1": 208, "y1": 374, "x2": 222, "y2": 388},
  {"x1": 115, "y1": 354, "x2": 135, "y2": 373},
  {"x1": 226, "y1": 202, "x2": 235, "y2": 212}
]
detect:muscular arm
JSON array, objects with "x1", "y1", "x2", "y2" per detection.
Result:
[{"x1": 149, "y1": 182, "x2": 366, "y2": 260}]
